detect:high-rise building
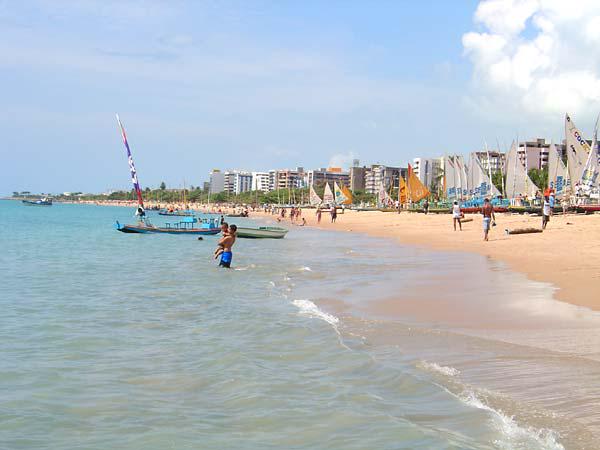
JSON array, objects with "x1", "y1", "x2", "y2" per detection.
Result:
[
  {"x1": 305, "y1": 167, "x2": 350, "y2": 187},
  {"x1": 251, "y1": 172, "x2": 270, "y2": 192},
  {"x1": 269, "y1": 168, "x2": 305, "y2": 190},
  {"x1": 223, "y1": 170, "x2": 252, "y2": 194},
  {"x1": 209, "y1": 169, "x2": 224, "y2": 194},
  {"x1": 411, "y1": 158, "x2": 443, "y2": 191},
  {"x1": 473, "y1": 151, "x2": 505, "y2": 174},
  {"x1": 349, "y1": 166, "x2": 367, "y2": 191},
  {"x1": 518, "y1": 138, "x2": 553, "y2": 170},
  {"x1": 364, "y1": 165, "x2": 403, "y2": 194}
]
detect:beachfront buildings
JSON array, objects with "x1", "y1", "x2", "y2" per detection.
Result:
[
  {"x1": 209, "y1": 170, "x2": 224, "y2": 194},
  {"x1": 473, "y1": 151, "x2": 505, "y2": 174},
  {"x1": 364, "y1": 165, "x2": 403, "y2": 194},
  {"x1": 268, "y1": 168, "x2": 305, "y2": 191},
  {"x1": 412, "y1": 158, "x2": 443, "y2": 191},
  {"x1": 349, "y1": 166, "x2": 367, "y2": 191},
  {"x1": 223, "y1": 170, "x2": 253, "y2": 195},
  {"x1": 305, "y1": 167, "x2": 350, "y2": 187},
  {"x1": 251, "y1": 172, "x2": 270, "y2": 192}
]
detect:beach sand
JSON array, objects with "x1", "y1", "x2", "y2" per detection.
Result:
[{"x1": 272, "y1": 208, "x2": 600, "y2": 311}]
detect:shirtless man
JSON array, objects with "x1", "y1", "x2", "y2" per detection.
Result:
[
  {"x1": 481, "y1": 198, "x2": 495, "y2": 241},
  {"x1": 218, "y1": 224, "x2": 237, "y2": 268}
]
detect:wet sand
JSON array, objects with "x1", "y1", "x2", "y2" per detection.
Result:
[{"x1": 268, "y1": 209, "x2": 600, "y2": 311}]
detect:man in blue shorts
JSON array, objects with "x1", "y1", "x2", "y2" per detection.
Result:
[
  {"x1": 219, "y1": 224, "x2": 237, "y2": 268},
  {"x1": 481, "y1": 198, "x2": 495, "y2": 241}
]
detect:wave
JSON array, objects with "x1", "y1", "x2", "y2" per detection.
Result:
[
  {"x1": 292, "y1": 299, "x2": 339, "y2": 326},
  {"x1": 418, "y1": 360, "x2": 460, "y2": 377},
  {"x1": 458, "y1": 391, "x2": 565, "y2": 450}
]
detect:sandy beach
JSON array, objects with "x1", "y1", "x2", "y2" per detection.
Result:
[{"x1": 265, "y1": 208, "x2": 600, "y2": 311}]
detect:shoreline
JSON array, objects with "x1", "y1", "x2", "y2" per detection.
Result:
[
  {"x1": 22, "y1": 199, "x2": 598, "y2": 311},
  {"x1": 254, "y1": 208, "x2": 600, "y2": 312}
]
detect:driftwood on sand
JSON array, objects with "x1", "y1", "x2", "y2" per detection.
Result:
[{"x1": 505, "y1": 227, "x2": 543, "y2": 235}]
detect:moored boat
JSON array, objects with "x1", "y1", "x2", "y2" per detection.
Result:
[
  {"x1": 115, "y1": 218, "x2": 220, "y2": 235},
  {"x1": 158, "y1": 209, "x2": 195, "y2": 217},
  {"x1": 235, "y1": 226, "x2": 288, "y2": 239},
  {"x1": 22, "y1": 198, "x2": 52, "y2": 206}
]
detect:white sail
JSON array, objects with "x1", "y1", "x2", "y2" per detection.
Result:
[
  {"x1": 378, "y1": 182, "x2": 392, "y2": 206},
  {"x1": 444, "y1": 156, "x2": 458, "y2": 199},
  {"x1": 468, "y1": 154, "x2": 500, "y2": 199},
  {"x1": 565, "y1": 113, "x2": 590, "y2": 189},
  {"x1": 580, "y1": 123, "x2": 600, "y2": 192},
  {"x1": 505, "y1": 141, "x2": 536, "y2": 199},
  {"x1": 547, "y1": 143, "x2": 569, "y2": 197},
  {"x1": 455, "y1": 155, "x2": 469, "y2": 199},
  {"x1": 323, "y1": 182, "x2": 334, "y2": 205},
  {"x1": 309, "y1": 185, "x2": 322, "y2": 206}
]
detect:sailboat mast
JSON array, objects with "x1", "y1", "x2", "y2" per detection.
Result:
[{"x1": 116, "y1": 114, "x2": 145, "y2": 215}]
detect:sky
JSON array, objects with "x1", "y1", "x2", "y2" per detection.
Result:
[{"x1": 2, "y1": 0, "x2": 600, "y2": 195}]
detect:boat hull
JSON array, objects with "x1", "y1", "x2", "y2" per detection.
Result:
[
  {"x1": 115, "y1": 223, "x2": 220, "y2": 235},
  {"x1": 22, "y1": 200, "x2": 52, "y2": 206},
  {"x1": 235, "y1": 227, "x2": 288, "y2": 239}
]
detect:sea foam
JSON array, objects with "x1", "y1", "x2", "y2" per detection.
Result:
[
  {"x1": 418, "y1": 360, "x2": 460, "y2": 377},
  {"x1": 292, "y1": 299, "x2": 339, "y2": 326},
  {"x1": 459, "y1": 391, "x2": 565, "y2": 450}
]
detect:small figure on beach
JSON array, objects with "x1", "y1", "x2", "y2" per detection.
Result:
[
  {"x1": 330, "y1": 207, "x2": 337, "y2": 223},
  {"x1": 481, "y1": 198, "x2": 495, "y2": 241},
  {"x1": 423, "y1": 199, "x2": 429, "y2": 214},
  {"x1": 561, "y1": 196, "x2": 569, "y2": 216},
  {"x1": 316, "y1": 208, "x2": 322, "y2": 223},
  {"x1": 218, "y1": 224, "x2": 237, "y2": 268},
  {"x1": 542, "y1": 196, "x2": 551, "y2": 230},
  {"x1": 214, "y1": 222, "x2": 229, "y2": 259},
  {"x1": 452, "y1": 201, "x2": 462, "y2": 231}
]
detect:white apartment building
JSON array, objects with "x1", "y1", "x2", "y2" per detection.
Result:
[
  {"x1": 251, "y1": 172, "x2": 270, "y2": 192},
  {"x1": 412, "y1": 157, "x2": 443, "y2": 191},
  {"x1": 224, "y1": 170, "x2": 253, "y2": 195}
]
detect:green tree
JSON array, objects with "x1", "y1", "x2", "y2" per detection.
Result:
[
  {"x1": 492, "y1": 171, "x2": 505, "y2": 194},
  {"x1": 528, "y1": 168, "x2": 548, "y2": 190},
  {"x1": 160, "y1": 182, "x2": 166, "y2": 190}
]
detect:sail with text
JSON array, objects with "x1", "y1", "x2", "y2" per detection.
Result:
[
  {"x1": 406, "y1": 164, "x2": 429, "y2": 202},
  {"x1": 455, "y1": 155, "x2": 469, "y2": 199},
  {"x1": 309, "y1": 185, "x2": 322, "y2": 206},
  {"x1": 580, "y1": 119, "x2": 600, "y2": 192},
  {"x1": 398, "y1": 176, "x2": 408, "y2": 204},
  {"x1": 116, "y1": 114, "x2": 145, "y2": 217},
  {"x1": 467, "y1": 154, "x2": 500, "y2": 199},
  {"x1": 565, "y1": 113, "x2": 590, "y2": 189},
  {"x1": 505, "y1": 141, "x2": 537, "y2": 199},
  {"x1": 444, "y1": 156, "x2": 457, "y2": 199},
  {"x1": 547, "y1": 143, "x2": 569, "y2": 197},
  {"x1": 323, "y1": 182, "x2": 334, "y2": 205}
]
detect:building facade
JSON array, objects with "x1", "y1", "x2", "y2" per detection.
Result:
[
  {"x1": 305, "y1": 167, "x2": 350, "y2": 187},
  {"x1": 349, "y1": 166, "x2": 367, "y2": 191},
  {"x1": 412, "y1": 158, "x2": 443, "y2": 192},
  {"x1": 364, "y1": 165, "x2": 403, "y2": 194},
  {"x1": 473, "y1": 151, "x2": 505, "y2": 174},
  {"x1": 251, "y1": 172, "x2": 270, "y2": 192},
  {"x1": 209, "y1": 169, "x2": 225, "y2": 194},
  {"x1": 223, "y1": 170, "x2": 252, "y2": 195},
  {"x1": 268, "y1": 168, "x2": 305, "y2": 191}
]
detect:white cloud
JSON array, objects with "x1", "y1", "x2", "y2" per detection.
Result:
[
  {"x1": 463, "y1": 0, "x2": 600, "y2": 121},
  {"x1": 328, "y1": 152, "x2": 358, "y2": 169}
]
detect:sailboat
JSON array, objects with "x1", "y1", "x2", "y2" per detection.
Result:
[
  {"x1": 547, "y1": 143, "x2": 569, "y2": 198},
  {"x1": 565, "y1": 113, "x2": 590, "y2": 191},
  {"x1": 309, "y1": 185, "x2": 323, "y2": 206},
  {"x1": 334, "y1": 181, "x2": 352, "y2": 205},
  {"x1": 114, "y1": 115, "x2": 220, "y2": 235},
  {"x1": 323, "y1": 182, "x2": 334, "y2": 205},
  {"x1": 505, "y1": 141, "x2": 537, "y2": 200}
]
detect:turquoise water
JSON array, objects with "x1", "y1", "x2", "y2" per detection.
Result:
[{"x1": 1, "y1": 200, "x2": 599, "y2": 449}]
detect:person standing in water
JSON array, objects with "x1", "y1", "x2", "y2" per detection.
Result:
[
  {"x1": 481, "y1": 198, "x2": 495, "y2": 241},
  {"x1": 218, "y1": 224, "x2": 237, "y2": 268}
]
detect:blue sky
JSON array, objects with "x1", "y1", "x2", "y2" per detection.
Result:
[{"x1": 2, "y1": 0, "x2": 599, "y2": 194}]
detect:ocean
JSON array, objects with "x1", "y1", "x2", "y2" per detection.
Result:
[{"x1": 1, "y1": 199, "x2": 599, "y2": 449}]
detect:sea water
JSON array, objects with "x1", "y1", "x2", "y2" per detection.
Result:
[{"x1": 1, "y1": 200, "x2": 598, "y2": 449}]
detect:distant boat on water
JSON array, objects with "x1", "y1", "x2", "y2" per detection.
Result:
[
  {"x1": 158, "y1": 209, "x2": 195, "y2": 217},
  {"x1": 22, "y1": 198, "x2": 52, "y2": 206},
  {"x1": 236, "y1": 226, "x2": 288, "y2": 239}
]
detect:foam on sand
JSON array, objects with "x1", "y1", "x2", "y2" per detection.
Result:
[{"x1": 418, "y1": 360, "x2": 460, "y2": 377}]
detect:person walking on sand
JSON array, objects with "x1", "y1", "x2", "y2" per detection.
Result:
[
  {"x1": 316, "y1": 208, "x2": 322, "y2": 223},
  {"x1": 481, "y1": 198, "x2": 495, "y2": 241},
  {"x1": 452, "y1": 201, "x2": 462, "y2": 231},
  {"x1": 218, "y1": 224, "x2": 237, "y2": 268},
  {"x1": 542, "y1": 196, "x2": 551, "y2": 230},
  {"x1": 330, "y1": 206, "x2": 337, "y2": 223}
]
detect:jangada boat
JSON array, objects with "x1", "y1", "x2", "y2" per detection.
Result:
[
  {"x1": 158, "y1": 209, "x2": 195, "y2": 217},
  {"x1": 113, "y1": 115, "x2": 221, "y2": 236},
  {"x1": 235, "y1": 226, "x2": 288, "y2": 239},
  {"x1": 115, "y1": 217, "x2": 221, "y2": 235},
  {"x1": 22, "y1": 198, "x2": 52, "y2": 206}
]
